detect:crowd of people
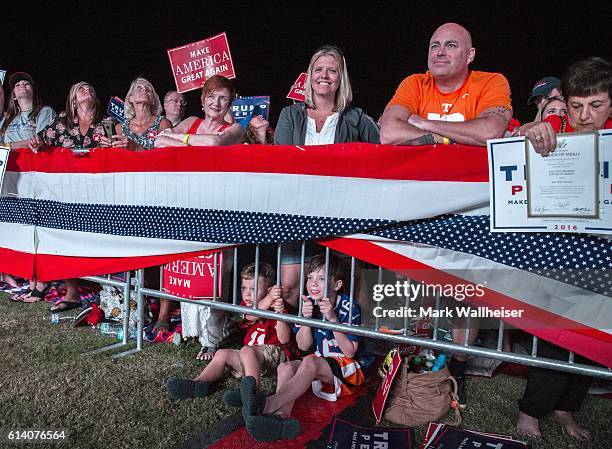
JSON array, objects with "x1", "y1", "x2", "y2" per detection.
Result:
[{"x1": 1, "y1": 21, "x2": 611, "y2": 443}]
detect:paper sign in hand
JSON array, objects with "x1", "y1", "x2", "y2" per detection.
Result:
[
  {"x1": 230, "y1": 96, "x2": 270, "y2": 128},
  {"x1": 286, "y1": 73, "x2": 307, "y2": 102},
  {"x1": 167, "y1": 32, "x2": 236, "y2": 94},
  {"x1": 107, "y1": 97, "x2": 125, "y2": 123}
]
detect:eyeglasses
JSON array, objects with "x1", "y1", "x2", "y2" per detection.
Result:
[{"x1": 165, "y1": 99, "x2": 187, "y2": 105}]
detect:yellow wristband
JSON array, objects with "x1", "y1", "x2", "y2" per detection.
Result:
[
  {"x1": 182, "y1": 134, "x2": 190, "y2": 144},
  {"x1": 443, "y1": 137, "x2": 450, "y2": 145}
]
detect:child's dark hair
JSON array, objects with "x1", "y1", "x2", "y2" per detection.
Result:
[
  {"x1": 306, "y1": 253, "x2": 347, "y2": 287},
  {"x1": 241, "y1": 261, "x2": 276, "y2": 284}
]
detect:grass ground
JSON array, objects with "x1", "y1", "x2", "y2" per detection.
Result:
[{"x1": 1, "y1": 292, "x2": 610, "y2": 449}]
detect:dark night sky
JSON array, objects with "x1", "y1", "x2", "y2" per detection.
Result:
[{"x1": 3, "y1": 1, "x2": 611, "y2": 126}]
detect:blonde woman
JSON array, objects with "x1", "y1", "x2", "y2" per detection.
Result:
[
  {"x1": 43, "y1": 81, "x2": 112, "y2": 149},
  {"x1": 40, "y1": 81, "x2": 112, "y2": 310},
  {"x1": 113, "y1": 77, "x2": 172, "y2": 150},
  {"x1": 274, "y1": 45, "x2": 379, "y2": 145},
  {"x1": 273, "y1": 45, "x2": 379, "y2": 310}
]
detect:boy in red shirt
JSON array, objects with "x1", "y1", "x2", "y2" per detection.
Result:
[{"x1": 165, "y1": 262, "x2": 296, "y2": 400}]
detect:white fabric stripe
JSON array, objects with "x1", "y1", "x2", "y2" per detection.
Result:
[
  {"x1": 3, "y1": 171, "x2": 489, "y2": 221},
  {"x1": 311, "y1": 379, "x2": 341, "y2": 402},
  {"x1": 352, "y1": 236, "x2": 611, "y2": 333},
  {"x1": 341, "y1": 360, "x2": 358, "y2": 377},
  {"x1": 35, "y1": 227, "x2": 230, "y2": 257},
  {"x1": 0, "y1": 222, "x2": 36, "y2": 253}
]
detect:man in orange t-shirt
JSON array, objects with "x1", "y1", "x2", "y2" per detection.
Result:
[
  {"x1": 380, "y1": 22, "x2": 512, "y2": 147},
  {"x1": 380, "y1": 22, "x2": 513, "y2": 408}
]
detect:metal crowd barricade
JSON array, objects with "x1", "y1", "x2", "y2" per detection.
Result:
[
  {"x1": 80, "y1": 272, "x2": 135, "y2": 359},
  {"x1": 82, "y1": 242, "x2": 612, "y2": 380}
]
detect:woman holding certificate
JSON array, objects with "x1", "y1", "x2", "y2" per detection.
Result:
[
  {"x1": 516, "y1": 56, "x2": 612, "y2": 440},
  {"x1": 518, "y1": 57, "x2": 612, "y2": 156}
]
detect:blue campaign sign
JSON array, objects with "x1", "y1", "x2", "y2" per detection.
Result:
[
  {"x1": 230, "y1": 96, "x2": 270, "y2": 128},
  {"x1": 107, "y1": 96, "x2": 126, "y2": 123},
  {"x1": 327, "y1": 417, "x2": 414, "y2": 449}
]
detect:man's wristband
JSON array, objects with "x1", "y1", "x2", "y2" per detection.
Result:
[
  {"x1": 182, "y1": 133, "x2": 191, "y2": 144},
  {"x1": 442, "y1": 137, "x2": 450, "y2": 145}
]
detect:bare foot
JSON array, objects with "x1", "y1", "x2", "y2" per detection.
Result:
[
  {"x1": 516, "y1": 411, "x2": 542, "y2": 438},
  {"x1": 195, "y1": 346, "x2": 216, "y2": 362},
  {"x1": 551, "y1": 410, "x2": 592, "y2": 440},
  {"x1": 0, "y1": 273, "x2": 19, "y2": 288}
]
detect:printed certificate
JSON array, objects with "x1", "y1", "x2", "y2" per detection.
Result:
[
  {"x1": 487, "y1": 130, "x2": 611, "y2": 234},
  {"x1": 526, "y1": 132, "x2": 598, "y2": 218}
]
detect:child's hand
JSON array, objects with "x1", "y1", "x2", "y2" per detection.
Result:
[
  {"x1": 301, "y1": 295, "x2": 313, "y2": 318},
  {"x1": 273, "y1": 297, "x2": 285, "y2": 313},
  {"x1": 319, "y1": 298, "x2": 337, "y2": 322},
  {"x1": 268, "y1": 285, "x2": 282, "y2": 302}
]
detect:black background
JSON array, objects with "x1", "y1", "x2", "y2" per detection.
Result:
[{"x1": 3, "y1": 1, "x2": 611, "y2": 126}]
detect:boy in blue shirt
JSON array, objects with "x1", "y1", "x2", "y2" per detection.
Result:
[{"x1": 237, "y1": 253, "x2": 371, "y2": 442}]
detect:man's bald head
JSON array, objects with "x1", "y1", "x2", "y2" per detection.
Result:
[
  {"x1": 431, "y1": 23, "x2": 473, "y2": 48},
  {"x1": 428, "y1": 22, "x2": 475, "y2": 87}
]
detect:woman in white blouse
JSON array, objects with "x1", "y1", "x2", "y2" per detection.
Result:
[
  {"x1": 273, "y1": 45, "x2": 379, "y2": 310},
  {"x1": 274, "y1": 45, "x2": 379, "y2": 146}
]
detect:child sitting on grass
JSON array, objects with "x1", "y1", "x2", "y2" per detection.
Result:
[
  {"x1": 165, "y1": 262, "x2": 297, "y2": 400},
  {"x1": 237, "y1": 253, "x2": 372, "y2": 442}
]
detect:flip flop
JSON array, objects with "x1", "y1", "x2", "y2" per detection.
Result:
[
  {"x1": 49, "y1": 300, "x2": 81, "y2": 313},
  {"x1": 11, "y1": 288, "x2": 32, "y2": 302},
  {"x1": 22, "y1": 284, "x2": 50, "y2": 303},
  {"x1": 0, "y1": 283, "x2": 18, "y2": 292}
]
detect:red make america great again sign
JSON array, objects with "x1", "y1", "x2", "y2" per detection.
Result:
[{"x1": 167, "y1": 32, "x2": 236, "y2": 93}]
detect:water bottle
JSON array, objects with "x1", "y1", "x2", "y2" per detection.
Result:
[
  {"x1": 50, "y1": 313, "x2": 79, "y2": 324},
  {"x1": 100, "y1": 322, "x2": 124, "y2": 339},
  {"x1": 116, "y1": 325, "x2": 137, "y2": 341},
  {"x1": 431, "y1": 354, "x2": 447, "y2": 372}
]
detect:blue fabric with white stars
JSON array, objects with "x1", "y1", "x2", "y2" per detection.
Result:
[
  {"x1": 0, "y1": 197, "x2": 394, "y2": 244},
  {"x1": 372, "y1": 214, "x2": 611, "y2": 296},
  {"x1": 1, "y1": 198, "x2": 610, "y2": 295}
]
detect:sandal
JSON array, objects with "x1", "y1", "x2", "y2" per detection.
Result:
[
  {"x1": 49, "y1": 300, "x2": 81, "y2": 313},
  {"x1": 195, "y1": 346, "x2": 217, "y2": 362},
  {"x1": 22, "y1": 284, "x2": 50, "y2": 304},
  {"x1": 9, "y1": 284, "x2": 32, "y2": 302}
]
